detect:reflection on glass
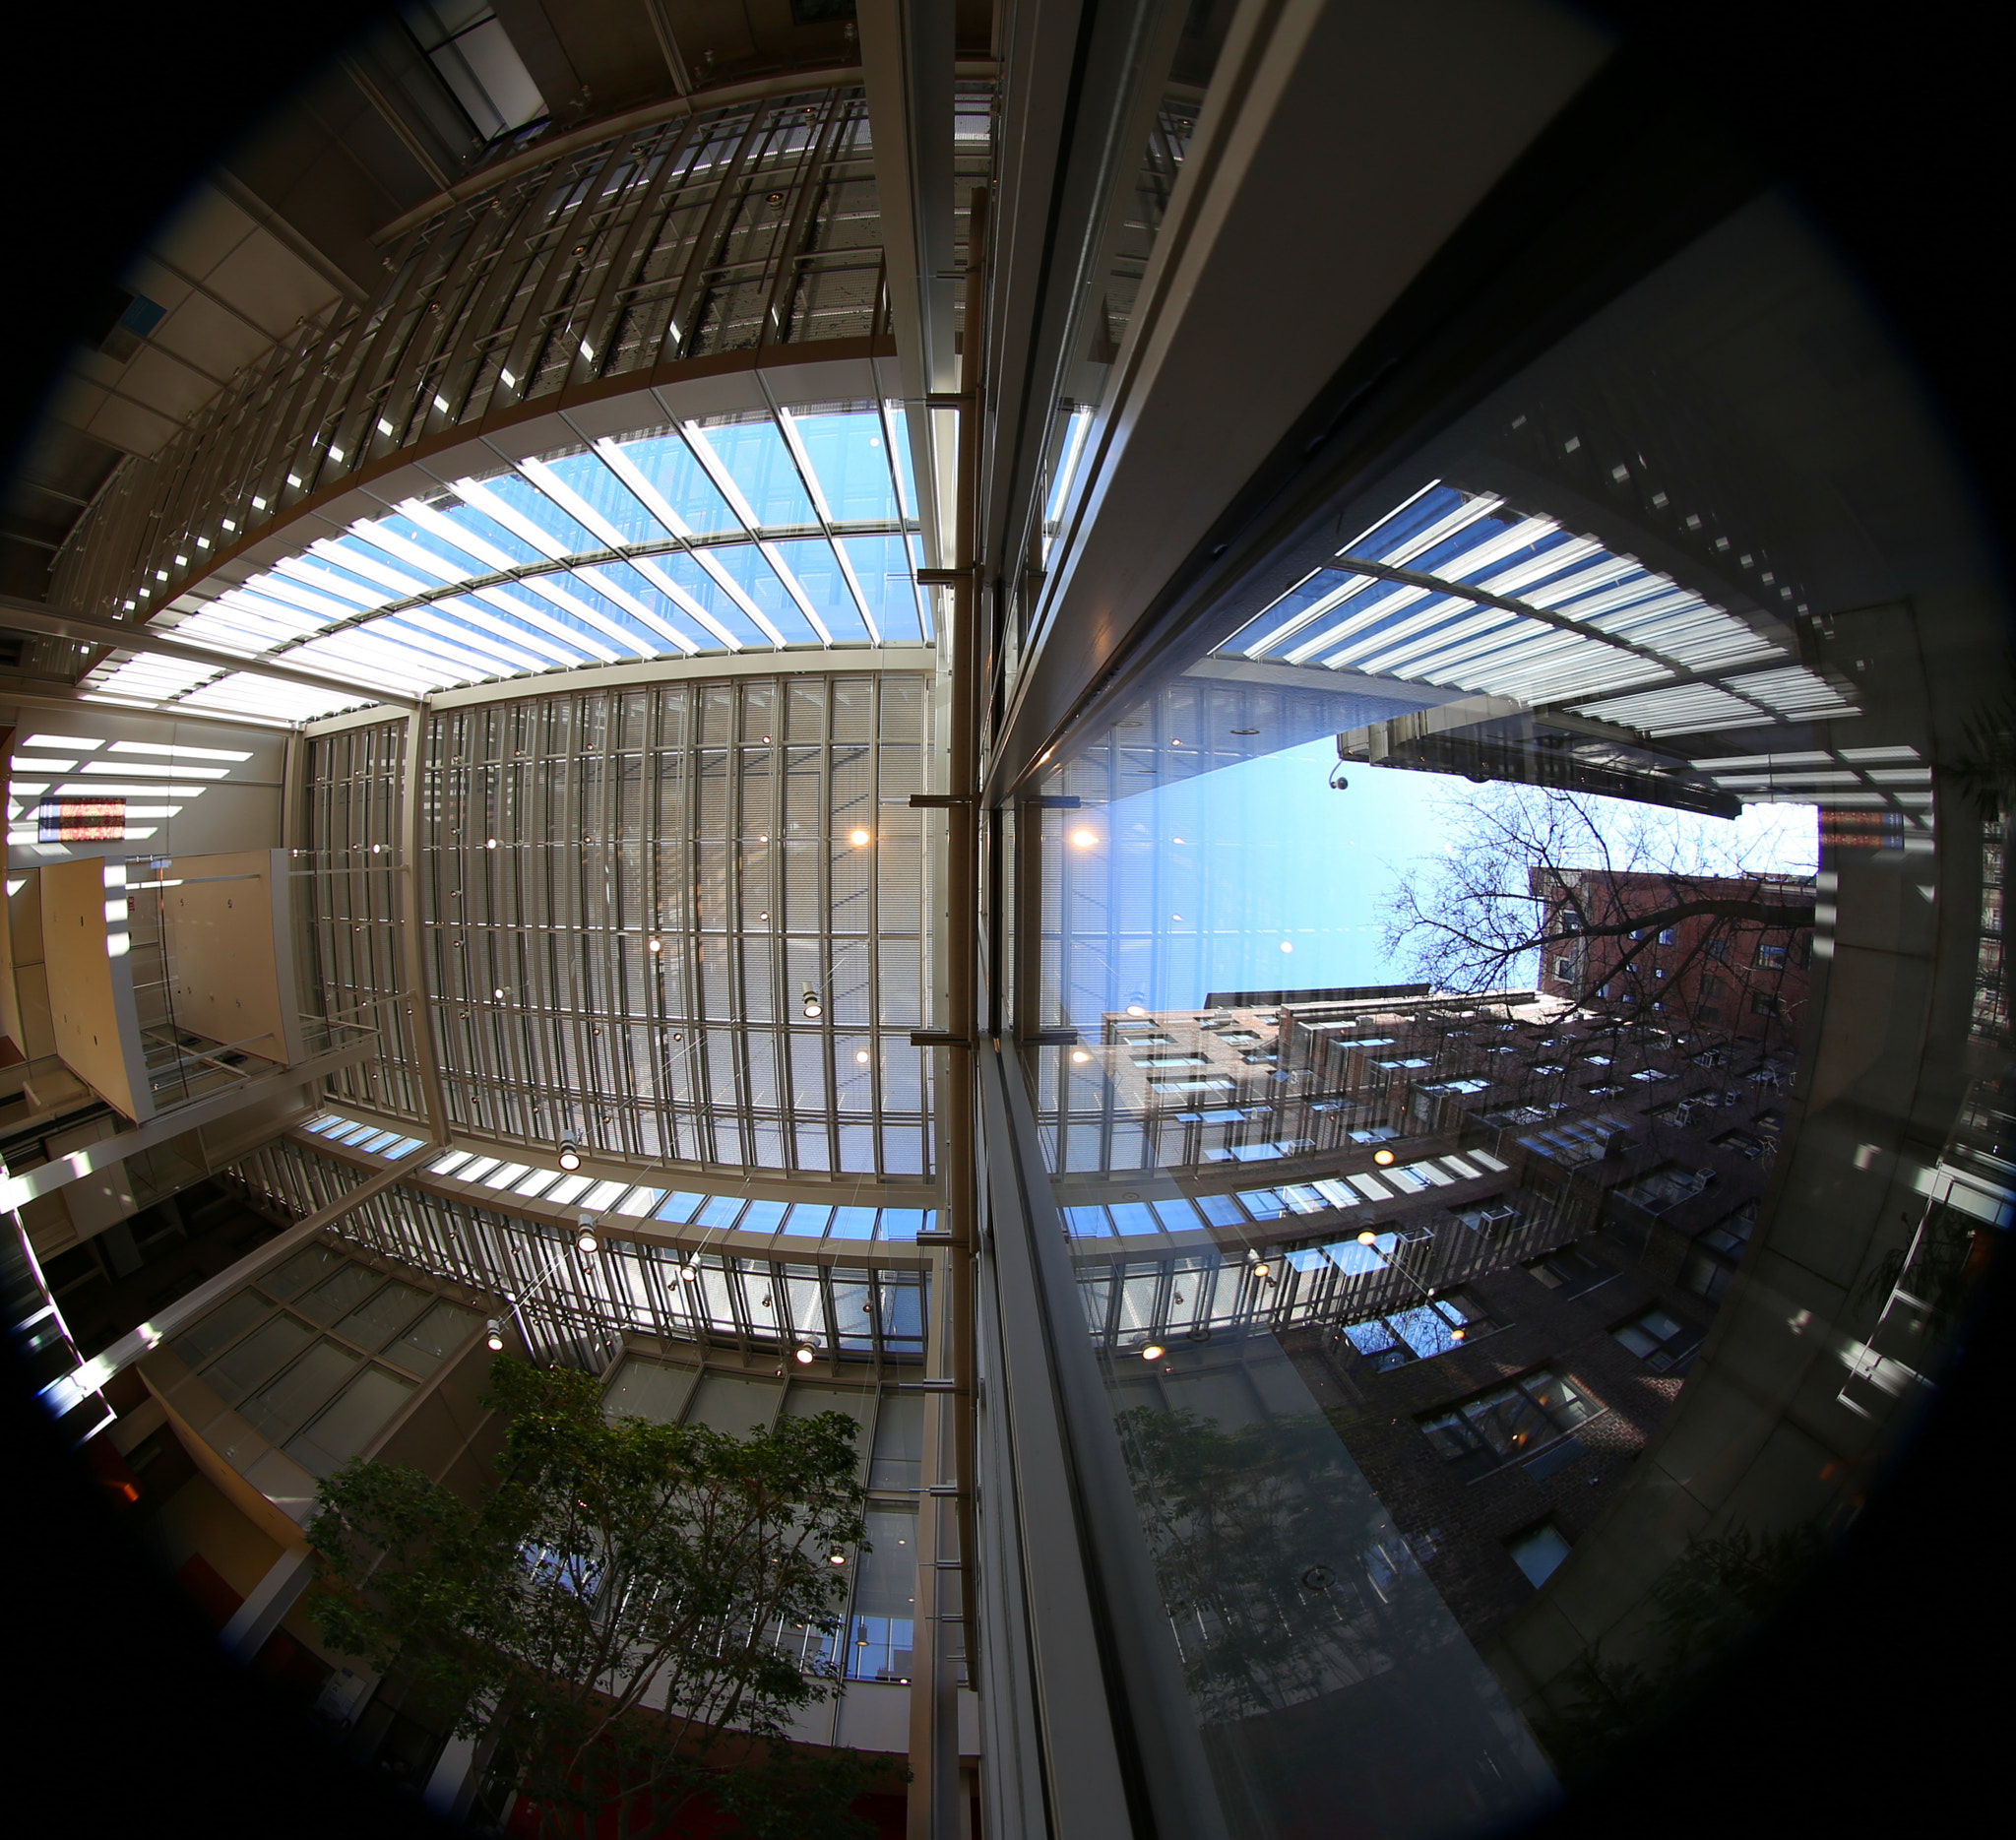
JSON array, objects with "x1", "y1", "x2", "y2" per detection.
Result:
[{"x1": 1017, "y1": 180, "x2": 2010, "y2": 1833}]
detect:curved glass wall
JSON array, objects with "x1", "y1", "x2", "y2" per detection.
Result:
[{"x1": 1000, "y1": 179, "x2": 2008, "y2": 1836}]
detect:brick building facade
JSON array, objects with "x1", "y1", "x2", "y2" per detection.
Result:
[{"x1": 1530, "y1": 867, "x2": 1814, "y2": 1050}]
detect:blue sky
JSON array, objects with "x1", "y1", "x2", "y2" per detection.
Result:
[{"x1": 1062, "y1": 738, "x2": 1817, "y2": 1017}]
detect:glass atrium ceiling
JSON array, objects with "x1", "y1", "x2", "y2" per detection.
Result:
[
  {"x1": 1218, "y1": 480, "x2": 1861, "y2": 731},
  {"x1": 82, "y1": 402, "x2": 928, "y2": 723}
]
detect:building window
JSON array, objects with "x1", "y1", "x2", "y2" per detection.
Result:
[
  {"x1": 1506, "y1": 1520, "x2": 1573, "y2": 1588},
  {"x1": 1654, "y1": 967, "x2": 1667, "y2": 980},
  {"x1": 1659, "y1": 928, "x2": 1678, "y2": 946},
  {"x1": 1338, "y1": 1293, "x2": 1494, "y2": 1370},
  {"x1": 1614, "y1": 1162, "x2": 1712, "y2": 1211},
  {"x1": 1552, "y1": 957, "x2": 1573, "y2": 979},
  {"x1": 1707, "y1": 938, "x2": 1729, "y2": 962},
  {"x1": 1527, "y1": 1242, "x2": 1614, "y2": 1298},
  {"x1": 1610, "y1": 1305, "x2": 1704, "y2": 1373},
  {"x1": 1755, "y1": 943, "x2": 1789, "y2": 967},
  {"x1": 1702, "y1": 974, "x2": 1727, "y2": 998},
  {"x1": 1751, "y1": 992, "x2": 1784, "y2": 1017},
  {"x1": 1418, "y1": 1368, "x2": 1597, "y2": 1482}
]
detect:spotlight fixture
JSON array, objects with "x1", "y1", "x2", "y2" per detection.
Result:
[
  {"x1": 828, "y1": 1551, "x2": 848, "y2": 1565},
  {"x1": 484, "y1": 1320, "x2": 505, "y2": 1352},
  {"x1": 1372, "y1": 1147, "x2": 1396, "y2": 1166},
  {"x1": 648, "y1": 937, "x2": 662, "y2": 953},
  {"x1": 485, "y1": 837, "x2": 497, "y2": 849},
  {"x1": 854, "y1": 1049, "x2": 870, "y2": 1064},
  {"x1": 1070, "y1": 829, "x2": 1098, "y2": 848},
  {"x1": 1071, "y1": 1049, "x2": 1091, "y2": 1063},
  {"x1": 801, "y1": 985, "x2": 824, "y2": 1020},
  {"x1": 1125, "y1": 1002, "x2": 1147, "y2": 1018},
  {"x1": 1356, "y1": 1230, "x2": 1378, "y2": 1246},
  {"x1": 850, "y1": 827, "x2": 871, "y2": 846},
  {"x1": 557, "y1": 1138, "x2": 582, "y2": 1171},
  {"x1": 793, "y1": 1346, "x2": 816, "y2": 1364},
  {"x1": 576, "y1": 1222, "x2": 599, "y2": 1254},
  {"x1": 1140, "y1": 1342, "x2": 1166, "y2": 1362},
  {"x1": 1251, "y1": 1262, "x2": 1271, "y2": 1281}
]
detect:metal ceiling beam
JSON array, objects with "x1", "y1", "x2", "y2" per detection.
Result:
[
  {"x1": 0, "y1": 593, "x2": 418, "y2": 710},
  {"x1": 857, "y1": 0, "x2": 958, "y2": 570},
  {"x1": 46, "y1": 1140, "x2": 445, "y2": 1406},
  {"x1": 0, "y1": 1026, "x2": 381, "y2": 1214},
  {"x1": 0, "y1": 676, "x2": 297, "y2": 733}
]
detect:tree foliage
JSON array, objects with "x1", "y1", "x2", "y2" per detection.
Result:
[
  {"x1": 1529, "y1": 1521, "x2": 1825, "y2": 1786},
  {"x1": 306, "y1": 1356, "x2": 876, "y2": 1840},
  {"x1": 1380, "y1": 785, "x2": 1812, "y2": 1038}
]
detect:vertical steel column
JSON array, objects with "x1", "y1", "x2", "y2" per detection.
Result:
[
  {"x1": 908, "y1": 183, "x2": 987, "y2": 1840},
  {"x1": 399, "y1": 703, "x2": 451, "y2": 1143}
]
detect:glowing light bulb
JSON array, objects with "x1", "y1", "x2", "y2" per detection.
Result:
[
  {"x1": 1372, "y1": 1147, "x2": 1396, "y2": 1166},
  {"x1": 1140, "y1": 1343, "x2": 1165, "y2": 1362},
  {"x1": 648, "y1": 937, "x2": 662, "y2": 952},
  {"x1": 485, "y1": 838, "x2": 497, "y2": 849},
  {"x1": 1071, "y1": 1049, "x2": 1091, "y2": 1063},
  {"x1": 829, "y1": 1552, "x2": 848, "y2": 1565},
  {"x1": 1125, "y1": 1003, "x2": 1147, "y2": 1017},
  {"x1": 1280, "y1": 940, "x2": 1293, "y2": 953},
  {"x1": 1070, "y1": 829, "x2": 1098, "y2": 848},
  {"x1": 1356, "y1": 1231, "x2": 1378, "y2": 1246},
  {"x1": 484, "y1": 1321, "x2": 505, "y2": 1352},
  {"x1": 855, "y1": 1049, "x2": 870, "y2": 1064},
  {"x1": 557, "y1": 1139, "x2": 582, "y2": 1172},
  {"x1": 576, "y1": 1227, "x2": 599, "y2": 1254},
  {"x1": 850, "y1": 827, "x2": 871, "y2": 846}
]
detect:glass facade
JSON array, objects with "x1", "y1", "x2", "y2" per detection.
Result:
[{"x1": 3, "y1": 7, "x2": 2009, "y2": 1840}]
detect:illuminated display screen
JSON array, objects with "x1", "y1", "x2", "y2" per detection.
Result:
[{"x1": 36, "y1": 797, "x2": 125, "y2": 842}]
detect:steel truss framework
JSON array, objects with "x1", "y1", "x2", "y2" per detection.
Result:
[{"x1": 302, "y1": 668, "x2": 939, "y2": 1178}]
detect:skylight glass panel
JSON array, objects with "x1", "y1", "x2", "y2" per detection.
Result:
[
  {"x1": 375, "y1": 509, "x2": 498, "y2": 578},
  {"x1": 784, "y1": 1204, "x2": 833, "y2": 1236},
  {"x1": 430, "y1": 497, "x2": 546, "y2": 568},
  {"x1": 438, "y1": 592, "x2": 585, "y2": 666},
  {"x1": 839, "y1": 537, "x2": 924, "y2": 644},
  {"x1": 790, "y1": 409, "x2": 902, "y2": 523},
  {"x1": 645, "y1": 551, "x2": 769, "y2": 646},
  {"x1": 274, "y1": 555, "x2": 392, "y2": 609},
  {"x1": 576, "y1": 562, "x2": 711, "y2": 653},
  {"x1": 607, "y1": 432, "x2": 740, "y2": 537},
  {"x1": 346, "y1": 518, "x2": 475, "y2": 585},
  {"x1": 707, "y1": 545, "x2": 819, "y2": 644},
  {"x1": 535, "y1": 451, "x2": 672, "y2": 544},
  {"x1": 695, "y1": 419, "x2": 819, "y2": 527},
  {"x1": 829, "y1": 1206, "x2": 877, "y2": 1239},
  {"x1": 696, "y1": 1196, "x2": 745, "y2": 1231},
  {"x1": 475, "y1": 582, "x2": 623, "y2": 662},
  {"x1": 654, "y1": 1191, "x2": 704, "y2": 1223},
  {"x1": 312, "y1": 539, "x2": 432, "y2": 600},
  {"x1": 878, "y1": 1208, "x2": 923, "y2": 1241},
  {"x1": 1351, "y1": 480, "x2": 1468, "y2": 558},
  {"x1": 768, "y1": 539, "x2": 871, "y2": 643},
  {"x1": 245, "y1": 569, "x2": 364, "y2": 622},
  {"x1": 480, "y1": 470, "x2": 603, "y2": 556}
]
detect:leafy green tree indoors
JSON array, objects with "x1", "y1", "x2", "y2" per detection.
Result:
[{"x1": 306, "y1": 1356, "x2": 878, "y2": 1840}]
